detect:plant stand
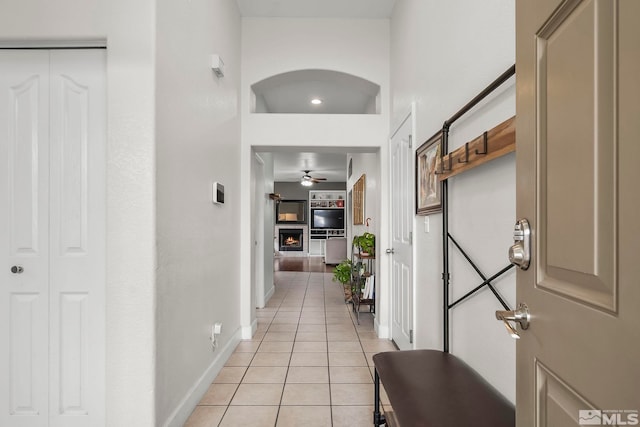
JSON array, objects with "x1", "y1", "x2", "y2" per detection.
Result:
[{"x1": 350, "y1": 244, "x2": 375, "y2": 325}]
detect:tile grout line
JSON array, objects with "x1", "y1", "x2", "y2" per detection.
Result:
[{"x1": 275, "y1": 271, "x2": 310, "y2": 425}]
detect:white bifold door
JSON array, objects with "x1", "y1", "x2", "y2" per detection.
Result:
[{"x1": 0, "y1": 49, "x2": 105, "y2": 427}]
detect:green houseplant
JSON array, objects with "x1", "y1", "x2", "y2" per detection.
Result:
[
  {"x1": 333, "y1": 259, "x2": 354, "y2": 302},
  {"x1": 354, "y1": 232, "x2": 375, "y2": 256},
  {"x1": 332, "y1": 259, "x2": 353, "y2": 285}
]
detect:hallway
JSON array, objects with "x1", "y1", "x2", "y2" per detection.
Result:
[{"x1": 184, "y1": 269, "x2": 396, "y2": 426}]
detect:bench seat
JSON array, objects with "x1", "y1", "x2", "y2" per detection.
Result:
[{"x1": 373, "y1": 349, "x2": 514, "y2": 427}]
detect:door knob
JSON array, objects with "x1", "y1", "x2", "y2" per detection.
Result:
[
  {"x1": 509, "y1": 219, "x2": 531, "y2": 270},
  {"x1": 11, "y1": 266, "x2": 24, "y2": 274},
  {"x1": 495, "y1": 303, "x2": 530, "y2": 339},
  {"x1": 385, "y1": 248, "x2": 394, "y2": 254}
]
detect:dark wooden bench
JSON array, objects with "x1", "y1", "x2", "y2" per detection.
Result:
[{"x1": 373, "y1": 350, "x2": 515, "y2": 427}]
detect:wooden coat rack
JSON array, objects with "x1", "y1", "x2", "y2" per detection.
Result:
[{"x1": 436, "y1": 115, "x2": 515, "y2": 181}]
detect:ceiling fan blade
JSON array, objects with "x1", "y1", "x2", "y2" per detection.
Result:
[{"x1": 311, "y1": 177, "x2": 327, "y2": 182}]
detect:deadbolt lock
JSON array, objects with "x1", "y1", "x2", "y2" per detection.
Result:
[{"x1": 509, "y1": 219, "x2": 531, "y2": 270}]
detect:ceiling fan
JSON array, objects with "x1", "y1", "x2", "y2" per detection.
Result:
[{"x1": 300, "y1": 170, "x2": 327, "y2": 186}]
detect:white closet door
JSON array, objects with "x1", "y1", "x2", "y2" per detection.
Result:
[
  {"x1": 48, "y1": 49, "x2": 105, "y2": 427},
  {"x1": 0, "y1": 49, "x2": 105, "y2": 427}
]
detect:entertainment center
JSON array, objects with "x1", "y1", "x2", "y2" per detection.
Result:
[{"x1": 308, "y1": 190, "x2": 346, "y2": 256}]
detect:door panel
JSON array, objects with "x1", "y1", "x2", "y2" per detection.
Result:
[
  {"x1": 537, "y1": 0, "x2": 616, "y2": 311},
  {"x1": 516, "y1": 1, "x2": 640, "y2": 425},
  {"x1": 390, "y1": 114, "x2": 413, "y2": 350},
  {"x1": 535, "y1": 361, "x2": 596, "y2": 427},
  {"x1": 0, "y1": 50, "x2": 50, "y2": 427},
  {"x1": 48, "y1": 49, "x2": 105, "y2": 427},
  {"x1": 10, "y1": 293, "x2": 44, "y2": 417}
]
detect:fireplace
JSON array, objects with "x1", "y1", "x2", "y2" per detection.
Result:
[{"x1": 279, "y1": 228, "x2": 304, "y2": 251}]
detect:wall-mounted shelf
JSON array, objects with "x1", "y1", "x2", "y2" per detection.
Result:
[{"x1": 437, "y1": 115, "x2": 515, "y2": 181}]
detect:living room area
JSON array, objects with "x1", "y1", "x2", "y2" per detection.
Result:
[{"x1": 268, "y1": 151, "x2": 379, "y2": 269}]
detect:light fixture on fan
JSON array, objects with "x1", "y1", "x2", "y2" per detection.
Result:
[{"x1": 300, "y1": 170, "x2": 327, "y2": 186}]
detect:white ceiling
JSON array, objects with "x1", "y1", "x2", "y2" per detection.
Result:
[
  {"x1": 241, "y1": 0, "x2": 393, "y2": 182},
  {"x1": 270, "y1": 151, "x2": 348, "y2": 183},
  {"x1": 236, "y1": 0, "x2": 397, "y2": 19},
  {"x1": 252, "y1": 70, "x2": 380, "y2": 114}
]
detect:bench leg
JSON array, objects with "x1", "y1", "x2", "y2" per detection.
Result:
[{"x1": 373, "y1": 369, "x2": 386, "y2": 426}]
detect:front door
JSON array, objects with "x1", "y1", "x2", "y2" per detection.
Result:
[
  {"x1": 515, "y1": 0, "x2": 640, "y2": 425},
  {"x1": 389, "y1": 113, "x2": 414, "y2": 350},
  {"x1": 0, "y1": 49, "x2": 106, "y2": 427}
]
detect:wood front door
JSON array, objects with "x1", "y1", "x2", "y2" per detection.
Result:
[
  {"x1": 515, "y1": 0, "x2": 640, "y2": 425},
  {"x1": 0, "y1": 49, "x2": 106, "y2": 427}
]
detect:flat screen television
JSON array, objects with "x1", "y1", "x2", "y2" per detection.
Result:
[{"x1": 311, "y1": 209, "x2": 344, "y2": 229}]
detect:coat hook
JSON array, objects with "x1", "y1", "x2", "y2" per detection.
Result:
[
  {"x1": 434, "y1": 154, "x2": 446, "y2": 175},
  {"x1": 476, "y1": 132, "x2": 488, "y2": 155},
  {"x1": 443, "y1": 154, "x2": 453, "y2": 171},
  {"x1": 458, "y1": 142, "x2": 470, "y2": 163}
]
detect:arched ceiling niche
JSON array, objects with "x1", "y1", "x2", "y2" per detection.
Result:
[{"x1": 251, "y1": 69, "x2": 380, "y2": 114}]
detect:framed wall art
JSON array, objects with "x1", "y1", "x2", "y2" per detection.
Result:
[
  {"x1": 415, "y1": 132, "x2": 443, "y2": 215},
  {"x1": 352, "y1": 174, "x2": 366, "y2": 225}
]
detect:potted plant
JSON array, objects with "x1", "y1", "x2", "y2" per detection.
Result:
[
  {"x1": 332, "y1": 259, "x2": 353, "y2": 285},
  {"x1": 354, "y1": 232, "x2": 375, "y2": 256},
  {"x1": 332, "y1": 259, "x2": 354, "y2": 302}
]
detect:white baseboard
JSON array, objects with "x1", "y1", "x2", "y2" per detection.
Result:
[
  {"x1": 375, "y1": 320, "x2": 389, "y2": 339},
  {"x1": 241, "y1": 318, "x2": 258, "y2": 340},
  {"x1": 162, "y1": 327, "x2": 242, "y2": 427},
  {"x1": 264, "y1": 285, "x2": 275, "y2": 305}
]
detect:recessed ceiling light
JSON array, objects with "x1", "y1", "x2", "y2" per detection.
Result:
[{"x1": 311, "y1": 98, "x2": 322, "y2": 105}]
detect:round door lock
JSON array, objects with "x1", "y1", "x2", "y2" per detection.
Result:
[
  {"x1": 508, "y1": 219, "x2": 531, "y2": 270},
  {"x1": 11, "y1": 265, "x2": 24, "y2": 274},
  {"x1": 509, "y1": 244, "x2": 525, "y2": 265}
]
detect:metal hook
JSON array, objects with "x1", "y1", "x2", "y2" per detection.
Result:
[
  {"x1": 476, "y1": 132, "x2": 488, "y2": 155},
  {"x1": 458, "y1": 142, "x2": 470, "y2": 163},
  {"x1": 434, "y1": 154, "x2": 446, "y2": 175},
  {"x1": 443, "y1": 154, "x2": 453, "y2": 171}
]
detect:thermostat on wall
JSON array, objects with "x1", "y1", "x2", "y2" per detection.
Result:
[{"x1": 212, "y1": 182, "x2": 224, "y2": 204}]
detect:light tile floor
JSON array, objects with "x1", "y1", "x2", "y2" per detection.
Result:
[{"x1": 184, "y1": 270, "x2": 397, "y2": 427}]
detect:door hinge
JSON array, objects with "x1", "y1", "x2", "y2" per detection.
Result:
[
  {"x1": 409, "y1": 231, "x2": 413, "y2": 244},
  {"x1": 409, "y1": 329, "x2": 413, "y2": 344},
  {"x1": 409, "y1": 134, "x2": 412, "y2": 149}
]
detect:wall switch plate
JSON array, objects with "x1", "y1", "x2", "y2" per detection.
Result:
[
  {"x1": 424, "y1": 216, "x2": 430, "y2": 233},
  {"x1": 213, "y1": 323, "x2": 222, "y2": 335}
]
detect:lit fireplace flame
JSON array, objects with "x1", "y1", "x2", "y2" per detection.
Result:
[{"x1": 284, "y1": 237, "x2": 299, "y2": 245}]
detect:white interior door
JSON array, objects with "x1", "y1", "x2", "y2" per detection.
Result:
[
  {"x1": 516, "y1": 0, "x2": 640, "y2": 425},
  {"x1": 0, "y1": 49, "x2": 106, "y2": 427},
  {"x1": 253, "y1": 153, "x2": 265, "y2": 308},
  {"x1": 389, "y1": 114, "x2": 414, "y2": 350}
]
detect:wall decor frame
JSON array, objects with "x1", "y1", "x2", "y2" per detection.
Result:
[
  {"x1": 352, "y1": 174, "x2": 366, "y2": 225},
  {"x1": 415, "y1": 132, "x2": 443, "y2": 215}
]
